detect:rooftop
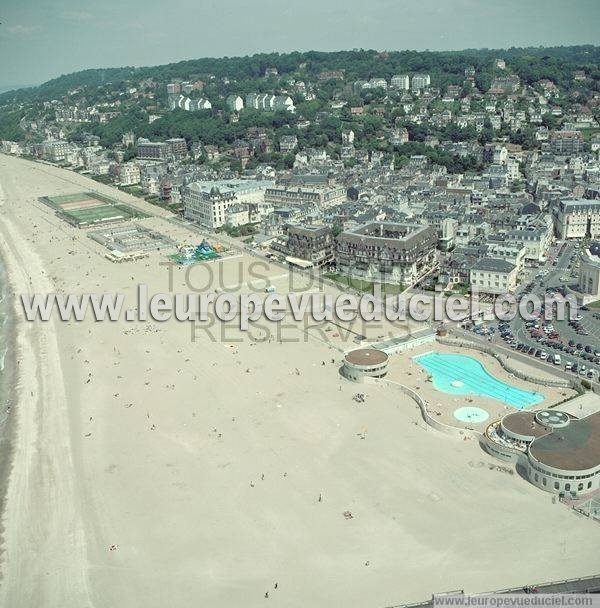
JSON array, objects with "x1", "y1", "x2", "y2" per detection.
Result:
[
  {"x1": 501, "y1": 411, "x2": 553, "y2": 440},
  {"x1": 472, "y1": 257, "x2": 516, "y2": 273},
  {"x1": 559, "y1": 198, "x2": 600, "y2": 212},
  {"x1": 344, "y1": 348, "x2": 388, "y2": 366},
  {"x1": 339, "y1": 221, "x2": 436, "y2": 249},
  {"x1": 529, "y1": 411, "x2": 600, "y2": 472},
  {"x1": 186, "y1": 179, "x2": 274, "y2": 195}
]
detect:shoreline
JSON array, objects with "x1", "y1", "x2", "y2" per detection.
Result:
[
  {"x1": 0, "y1": 160, "x2": 91, "y2": 606},
  {"x1": 0, "y1": 193, "x2": 19, "y2": 582},
  {"x1": 0, "y1": 154, "x2": 598, "y2": 607}
]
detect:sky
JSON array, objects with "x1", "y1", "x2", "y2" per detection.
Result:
[{"x1": 0, "y1": 0, "x2": 599, "y2": 89}]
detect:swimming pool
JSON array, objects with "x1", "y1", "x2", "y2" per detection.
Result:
[
  {"x1": 414, "y1": 352, "x2": 544, "y2": 410},
  {"x1": 453, "y1": 406, "x2": 489, "y2": 423}
]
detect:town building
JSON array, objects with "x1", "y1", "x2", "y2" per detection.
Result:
[
  {"x1": 264, "y1": 185, "x2": 345, "y2": 208},
  {"x1": 504, "y1": 227, "x2": 552, "y2": 263},
  {"x1": 168, "y1": 95, "x2": 212, "y2": 111},
  {"x1": 115, "y1": 162, "x2": 140, "y2": 186},
  {"x1": 182, "y1": 180, "x2": 273, "y2": 229},
  {"x1": 166, "y1": 138, "x2": 187, "y2": 157},
  {"x1": 554, "y1": 199, "x2": 600, "y2": 239},
  {"x1": 578, "y1": 241, "x2": 600, "y2": 298},
  {"x1": 486, "y1": 243, "x2": 527, "y2": 274},
  {"x1": 411, "y1": 74, "x2": 431, "y2": 92},
  {"x1": 41, "y1": 140, "x2": 70, "y2": 162},
  {"x1": 137, "y1": 139, "x2": 170, "y2": 160},
  {"x1": 389, "y1": 127, "x2": 409, "y2": 146},
  {"x1": 245, "y1": 94, "x2": 295, "y2": 113},
  {"x1": 550, "y1": 130, "x2": 584, "y2": 155},
  {"x1": 278, "y1": 224, "x2": 335, "y2": 267},
  {"x1": 226, "y1": 95, "x2": 244, "y2": 112},
  {"x1": 336, "y1": 222, "x2": 437, "y2": 285},
  {"x1": 279, "y1": 135, "x2": 298, "y2": 153},
  {"x1": 470, "y1": 257, "x2": 518, "y2": 294},
  {"x1": 122, "y1": 131, "x2": 136, "y2": 147},
  {"x1": 390, "y1": 75, "x2": 410, "y2": 90},
  {"x1": 489, "y1": 75, "x2": 520, "y2": 94}
]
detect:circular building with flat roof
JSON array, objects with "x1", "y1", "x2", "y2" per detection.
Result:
[
  {"x1": 526, "y1": 410, "x2": 600, "y2": 496},
  {"x1": 500, "y1": 410, "x2": 556, "y2": 448},
  {"x1": 342, "y1": 348, "x2": 389, "y2": 383}
]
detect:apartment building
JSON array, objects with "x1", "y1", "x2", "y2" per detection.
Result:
[
  {"x1": 486, "y1": 242, "x2": 527, "y2": 273},
  {"x1": 470, "y1": 258, "x2": 518, "y2": 295},
  {"x1": 136, "y1": 139, "x2": 170, "y2": 160},
  {"x1": 391, "y1": 75, "x2": 410, "y2": 90},
  {"x1": 504, "y1": 227, "x2": 552, "y2": 262},
  {"x1": 411, "y1": 74, "x2": 431, "y2": 92},
  {"x1": 41, "y1": 140, "x2": 70, "y2": 162},
  {"x1": 279, "y1": 225, "x2": 335, "y2": 267},
  {"x1": 245, "y1": 94, "x2": 295, "y2": 113},
  {"x1": 166, "y1": 138, "x2": 188, "y2": 157},
  {"x1": 550, "y1": 130, "x2": 584, "y2": 155},
  {"x1": 226, "y1": 95, "x2": 244, "y2": 112},
  {"x1": 264, "y1": 185, "x2": 345, "y2": 208}
]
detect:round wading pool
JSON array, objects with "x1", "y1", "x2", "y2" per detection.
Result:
[{"x1": 453, "y1": 406, "x2": 489, "y2": 424}]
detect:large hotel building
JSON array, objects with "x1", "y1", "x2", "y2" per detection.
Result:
[
  {"x1": 554, "y1": 199, "x2": 600, "y2": 239},
  {"x1": 335, "y1": 222, "x2": 437, "y2": 285},
  {"x1": 182, "y1": 180, "x2": 273, "y2": 229}
]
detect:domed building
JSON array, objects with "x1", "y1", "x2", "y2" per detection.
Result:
[
  {"x1": 342, "y1": 348, "x2": 389, "y2": 383},
  {"x1": 485, "y1": 405, "x2": 600, "y2": 497}
]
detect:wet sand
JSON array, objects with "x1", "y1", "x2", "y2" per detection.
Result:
[{"x1": 0, "y1": 154, "x2": 599, "y2": 608}]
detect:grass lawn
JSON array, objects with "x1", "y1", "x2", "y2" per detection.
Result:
[
  {"x1": 588, "y1": 300, "x2": 600, "y2": 309},
  {"x1": 120, "y1": 185, "x2": 145, "y2": 197},
  {"x1": 324, "y1": 272, "x2": 404, "y2": 295},
  {"x1": 91, "y1": 174, "x2": 112, "y2": 185}
]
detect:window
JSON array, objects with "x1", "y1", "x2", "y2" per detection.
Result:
[
  {"x1": 554, "y1": 481, "x2": 560, "y2": 490},
  {"x1": 565, "y1": 484, "x2": 571, "y2": 492},
  {"x1": 534, "y1": 473, "x2": 539, "y2": 482},
  {"x1": 542, "y1": 478, "x2": 547, "y2": 486}
]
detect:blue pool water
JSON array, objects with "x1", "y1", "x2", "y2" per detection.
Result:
[
  {"x1": 414, "y1": 352, "x2": 544, "y2": 410},
  {"x1": 453, "y1": 407, "x2": 489, "y2": 423}
]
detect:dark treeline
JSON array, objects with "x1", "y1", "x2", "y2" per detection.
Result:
[{"x1": 1, "y1": 45, "x2": 599, "y2": 105}]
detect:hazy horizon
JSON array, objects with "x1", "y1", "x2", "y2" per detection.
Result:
[{"x1": 1, "y1": 0, "x2": 599, "y2": 89}]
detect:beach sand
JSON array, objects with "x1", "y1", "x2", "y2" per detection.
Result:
[{"x1": 0, "y1": 154, "x2": 598, "y2": 608}]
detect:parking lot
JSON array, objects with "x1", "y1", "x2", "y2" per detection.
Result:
[{"x1": 502, "y1": 241, "x2": 600, "y2": 381}]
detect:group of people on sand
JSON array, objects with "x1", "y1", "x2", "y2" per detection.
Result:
[{"x1": 264, "y1": 582, "x2": 278, "y2": 598}]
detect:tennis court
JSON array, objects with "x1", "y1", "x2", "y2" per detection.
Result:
[{"x1": 39, "y1": 192, "x2": 149, "y2": 227}]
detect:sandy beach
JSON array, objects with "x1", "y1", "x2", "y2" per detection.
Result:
[{"x1": 0, "y1": 153, "x2": 598, "y2": 608}]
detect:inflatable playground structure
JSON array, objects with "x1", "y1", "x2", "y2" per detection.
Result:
[{"x1": 170, "y1": 239, "x2": 229, "y2": 265}]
